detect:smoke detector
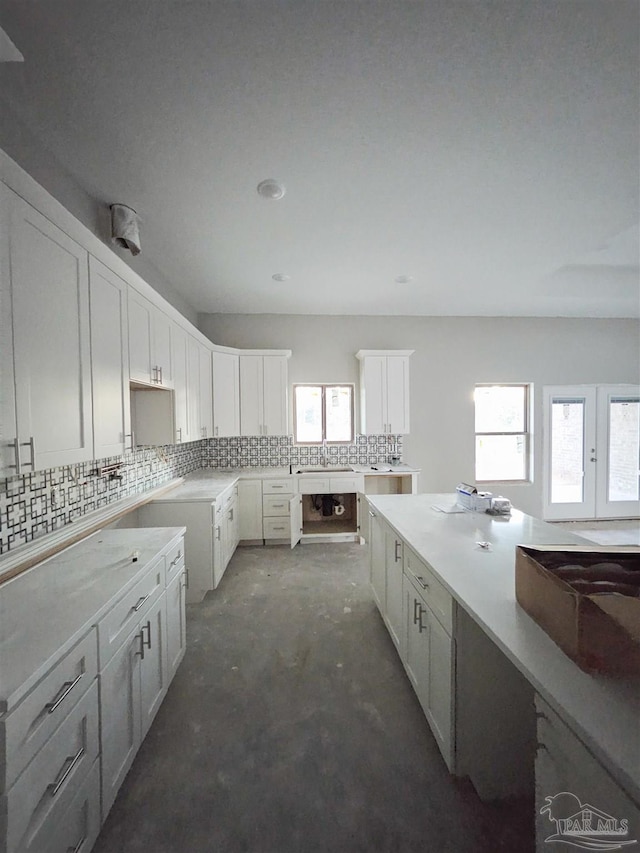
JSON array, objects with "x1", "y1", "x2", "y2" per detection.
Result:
[{"x1": 257, "y1": 179, "x2": 286, "y2": 200}]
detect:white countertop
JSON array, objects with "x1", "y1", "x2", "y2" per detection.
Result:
[
  {"x1": 367, "y1": 493, "x2": 640, "y2": 804},
  {"x1": 0, "y1": 526, "x2": 185, "y2": 714}
]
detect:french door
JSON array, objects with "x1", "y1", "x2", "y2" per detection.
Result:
[{"x1": 543, "y1": 385, "x2": 640, "y2": 520}]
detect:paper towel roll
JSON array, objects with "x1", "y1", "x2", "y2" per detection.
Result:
[{"x1": 334, "y1": 503, "x2": 345, "y2": 516}]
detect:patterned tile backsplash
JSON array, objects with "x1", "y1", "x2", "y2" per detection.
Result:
[{"x1": 0, "y1": 434, "x2": 401, "y2": 555}]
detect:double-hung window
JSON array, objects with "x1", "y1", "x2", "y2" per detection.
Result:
[
  {"x1": 293, "y1": 385, "x2": 354, "y2": 444},
  {"x1": 475, "y1": 384, "x2": 531, "y2": 481}
]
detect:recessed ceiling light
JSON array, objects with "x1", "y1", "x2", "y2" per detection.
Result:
[
  {"x1": 272, "y1": 273, "x2": 290, "y2": 282},
  {"x1": 257, "y1": 179, "x2": 286, "y2": 200},
  {"x1": 394, "y1": 274, "x2": 414, "y2": 284}
]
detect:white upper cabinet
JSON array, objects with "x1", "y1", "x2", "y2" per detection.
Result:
[
  {"x1": 240, "y1": 354, "x2": 289, "y2": 436},
  {"x1": 128, "y1": 288, "x2": 173, "y2": 388},
  {"x1": 0, "y1": 184, "x2": 17, "y2": 475},
  {"x1": 212, "y1": 350, "x2": 240, "y2": 437},
  {"x1": 89, "y1": 257, "x2": 131, "y2": 458},
  {"x1": 198, "y1": 343, "x2": 213, "y2": 439},
  {"x1": 356, "y1": 350, "x2": 413, "y2": 435},
  {"x1": 2, "y1": 184, "x2": 94, "y2": 472},
  {"x1": 171, "y1": 323, "x2": 189, "y2": 443},
  {"x1": 187, "y1": 335, "x2": 201, "y2": 441}
]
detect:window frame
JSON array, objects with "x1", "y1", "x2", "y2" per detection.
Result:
[
  {"x1": 474, "y1": 383, "x2": 532, "y2": 483},
  {"x1": 293, "y1": 383, "x2": 355, "y2": 445}
]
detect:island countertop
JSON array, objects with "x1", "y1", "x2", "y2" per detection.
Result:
[{"x1": 366, "y1": 492, "x2": 640, "y2": 805}]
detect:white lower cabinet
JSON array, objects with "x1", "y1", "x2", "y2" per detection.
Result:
[
  {"x1": 99, "y1": 583, "x2": 168, "y2": 820},
  {"x1": 0, "y1": 531, "x2": 186, "y2": 853},
  {"x1": 535, "y1": 696, "x2": 640, "y2": 852},
  {"x1": 368, "y1": 510, "x2": 385, "y2": 611},
  {"x1": 263, "y1": 478, "x2": 294, "y2": 542},
  {"x1": 403, "y1": 571, "x2": 454, "y2": 770},
  {"x1": 384, "y1": 526, "x2": 404, "y2": 654},
  {"x1": 238, "y1": 480, "x2": 263, "y2": 541}
]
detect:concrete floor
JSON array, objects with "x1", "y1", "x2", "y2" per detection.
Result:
[{"x1": 93, "y1": 543, "x2": 533, "y2": 853}]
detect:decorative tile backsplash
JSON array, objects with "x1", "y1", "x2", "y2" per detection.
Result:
[{"x1": 0, "y1": 434, "x2": 401, "y2": 555}]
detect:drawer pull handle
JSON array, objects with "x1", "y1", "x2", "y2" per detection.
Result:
[
  {"x1": 272, "y1": 503, "x2": 285, "y2": 508},
  {"x1": 415, "y1": 575, "x2": 429, "y2": 590},
  {"x1": 48, "y1": 746, "x2": 85, "y2": 796},
  {"x1": 170, "y1": 550, "x2": 183, "y2": 567},
  {"x1": 132, "y1": 592, "x2": 151, "y2": 612},
  {"x1": 67, "y1": 834, "x2": 87, "y2": 853},
  {"x1": 46, "y1": 672, "x2": 83, "y2": 714},
  {"x1": 369, "y1": 510, "x2": 376, "y2": 517},
  {"x1": 271, "y1": 485, "x2": 284, "y2": 489},
  {"x1": 272, "y1": 526, "x2": 286, "y2": 531}
]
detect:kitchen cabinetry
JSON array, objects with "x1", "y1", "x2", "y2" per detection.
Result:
[
  {"x1": 222, "y1": 483, "x2": 239, "y2": 569},
  {"x1": 356, "y1": 350, "x2": 413, "y2": 435},
  {"x1": 166, "y1": 568, "x2": 187, "y2": 683},
  {"x1": 0, "y1": 528, "x2": 186, "y2": 853},
  {"x1": 238, "y1": 479, "x2": 263, "y2": 541},
  {"x1": 263, "y1": 478, "x2": 294, "y2": 541},
  {"x1": 291, "y1": 473, "x2": 364, "y2": 545},
  {"x1": 0, "y1": 183, "x2": 94, "y2": 474},
  {"x1": 212, "y1": 350, "x2": 240, "y2": 437},
  {"x1": 128, "y1": 287, "x2": 173, "y2": 388},
  {"x1": 171, "y1": 323, "x2": 190, "y2": 443},
  {"x1": 384, "y1": 526, "x2": 404, "y2": 654},
  {"x1": 535, "y1": 696, "x2": 640, "y2": 852},
  {"x1": 403, "y1": 549, "x2": 454, "y2": 770},
  {"x1": 368, "y1": 510, "x2": 385, "y2": 611},
  {"x1": 240, "y1": 354, "x2": 289, "y2": 436},
  {"x1": 89, "y1": 256, "x2": 132, "y2": 457},
  {"x1": 198, "y1": 343, "x2": 214, "y2": 439}
]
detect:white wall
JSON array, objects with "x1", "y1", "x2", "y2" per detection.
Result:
[{"x1": 199, "y1": 313, "x2": 640, "y2": 517}]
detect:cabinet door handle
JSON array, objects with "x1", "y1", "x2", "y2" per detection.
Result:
[
  {"x1": 158, "y1": 366, "x2": 163, "y2": 385},
  {"x1": 132, "y1": 592, "x2": 150, "y2": 612},
  {"x1": 413, "y1": 598, "x2": 420, "y2": 626},
  {"x1": 183, "y1": 568, "x2": 189, "y2": 589},
  {"x1": 142, "y1": 619, "x2": 152, "y2": 650},
  {"x1": 48, "y1": 746, "x2": 85, "y2": 796},
  {"x1": 125, "y1": 431, "x2": 135, "y2": 451},
  {"x1": 202, "y1": 426, "x2": 207, "y2": 438},
  {"x1": 215, "y1": 426, "x2": 219, "y2": 436},
  {"x1": 45, "y1": 672, "x2": 83, "y2": 714},
  {"x1": 20, "y1": 436, "x2": 35, "y2": 469},
  {"x1": 176, "y1": 427, "x2": 182, "y2": 443},
  {"x1": 67, "y1": 834, "x2": 87, "y2": 853},
  {"x1": 216, "y1": 525, "x2": 221, "y2": 541},
  {"x1": 394, "y1": 540, "x2": 401, "y2": 562},
  {"x1": 417, "y1": 605, "x2": 427, "y2": 633},
  {"x1": 8, "y1": 437, "x2": 21, "y2": 475}
]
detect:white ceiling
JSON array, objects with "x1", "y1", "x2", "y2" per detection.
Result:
[{"x1": 0, "y1": 1, "x2": 638, "y2": 318}]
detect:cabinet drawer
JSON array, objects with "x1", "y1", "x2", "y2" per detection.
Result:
[
  {"x1": 1, "y1": 629, "x2": 97, "y2": 793},
  {"x1": 404, "y1": 547, "x2": 453, "y2": 634},
  {"x1": 4, "y1": 680, "x2": 99, "y2": 853},
  {"x1": 263, "y1": 495, "x2": 291, "y2": 517},
  {"x1": 165, "y1": 537, "x2": 185, "y2": 585},
  {"x1": 43, "y1": 758, "x2": 101, "y2": 853},
  {"x1": 263, "y1": 518, "x2": 291, "y2": 539},
  {"x1": 97, "y1": 557, "x2": 165, "y2": 668},
  {"x1": 297, "y1": 477, "x2": 330, "y2": 494},
  {"x1": 329, "y1": 476, "x2": 363, "y2": 493},
  {"x1": 262, "y1": 478, "x2": 294, "y2": 494}
]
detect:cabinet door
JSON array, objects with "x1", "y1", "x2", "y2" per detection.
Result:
[
  {"x1": 172, "y1": 324, "x2": 189, "y2": 443},
  {"x1": 139, "y1": 592, "x2": 168, "y2": 739},
  {"x1": 152, "y1": 307, "x2": 173, "y2": 388},
  {"x1": 0, "y1": 184, "x2": 17, "y2": 476},
  {"x1": 369, "y1": 510, "x2": 385, "y2": 611},
  {"x1": 199, "y1": 344, "x2": 213, "y2": 438},
  {"x1": 238, "y1": 479, "x2": 263, "y2": 540},
  {"x1": 127, "y1": 288, "x2": 154, "y2": 384},
  {"x1": 10, "y1": 191, "x2": 94, "y2": 470},
  {"x1": 212, "y1": 506, "x2": 224, "y2": 589},
  {"x1": 240, "y1": 354, "x2": 263, "y2": 436},
  {"x1": 262, "y1": 355, "x2": 288, "y2": 435},
  {"x1": 166, "y1": 570, "x2": 187, "y2": 683},
  {"x1": 425, "y1": 608, "x2": 454, "y2": 763},
  {"x1": 384, "y1": 526, "x2": 404, "y2": 653},
  {"x1": 89, "y1": 257, "x2": 131, "y2": 458},
  {"x1": 290, "y1": 495, "x2": 303, "y2": 548},
  {"x1": 212, "y1": 350, "x2": 240, "y2": 436},
  {"x1": 100, "y1": 629, "x2": 141, "y2": 819},
  {"x1": 187, "y1": 335, "x2": 201, "y2": 441},
  {"x1": 361, "y1": 356, "x2": 386, "y2": 434},
  {"x1": 386, "y1": 356, "x2": 410, "y2": 434}
]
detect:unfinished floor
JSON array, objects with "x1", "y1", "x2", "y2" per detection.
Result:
[{"x1": 93, "y1": 542, "x2": 533, "y2": 853}]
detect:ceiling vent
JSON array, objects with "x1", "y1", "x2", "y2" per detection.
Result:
[
  {"x1": 257, "y1": 179, "x2": 286, "y2": 200},
  {"x1": 110, "y1": 204, "x2": 141, "y2": 255}
]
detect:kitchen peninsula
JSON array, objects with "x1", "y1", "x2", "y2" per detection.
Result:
[{"x1": 366, "y1": 493, "x2": 640, "y2": 850}]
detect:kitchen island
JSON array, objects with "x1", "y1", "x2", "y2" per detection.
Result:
[{"x1": 367, "y1": 493, "x2": 639, "y2": 848}]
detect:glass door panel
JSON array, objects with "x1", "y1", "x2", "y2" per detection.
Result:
[{"x1": 596, "y1": 388, "x2": 640, "y2": 518}]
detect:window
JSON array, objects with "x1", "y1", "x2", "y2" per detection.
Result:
[
  {"x1": 293, "y1": 385, "x2": 354, "y2": 444},
  {"x1": 475, "y1": 384, "x2": 530, "y2": 481}
]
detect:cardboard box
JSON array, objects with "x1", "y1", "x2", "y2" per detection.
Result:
[
  {"x1": 455, "y1": 483, "x2": 493, "y2": 512},
  {"x1": 515, "y1": 544, "x2": 640, "y2": 676}
]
